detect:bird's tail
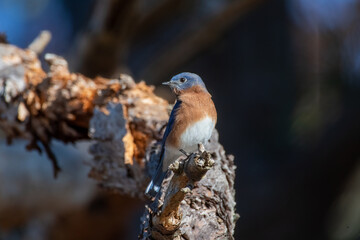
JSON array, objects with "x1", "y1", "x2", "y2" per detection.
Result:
[{"x1": 145, "y1": 166, "x2": 168, "y2": 198}]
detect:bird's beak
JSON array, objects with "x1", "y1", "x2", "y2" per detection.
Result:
[{"x1": 162, "y1": 81, "x2": 172, "y2": 86}]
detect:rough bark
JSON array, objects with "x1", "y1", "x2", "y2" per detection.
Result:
[
  {"x1": 140, "y1": 139, "x2": 237, "y2": 240},
  {"x1": 0, "y1": 42, "x2": 237, "y2": 239}
]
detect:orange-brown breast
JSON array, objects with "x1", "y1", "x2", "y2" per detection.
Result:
[{"x1": 166, "y1": 85, "x2": 217, "y2": 148}]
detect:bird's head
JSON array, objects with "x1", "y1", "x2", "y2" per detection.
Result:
[{"x1": 162, "y1": 72, "x2": 207, "y2": 94}]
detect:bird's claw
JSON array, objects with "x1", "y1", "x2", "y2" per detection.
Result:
[{"x1": 179, "y1": 149, "x2": 190, "y2": 157}]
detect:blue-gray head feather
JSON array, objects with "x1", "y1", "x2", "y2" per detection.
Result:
[{"x1": 163, "y1": 72, "x2": 207, "y2": 92}]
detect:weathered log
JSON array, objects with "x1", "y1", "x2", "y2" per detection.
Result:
[
  {"x1": 0, "y1": 42, "x2": 168, "y2": 181},
  {"x1": 0, "y1": 42, "x2": 237, "y2": 239}
]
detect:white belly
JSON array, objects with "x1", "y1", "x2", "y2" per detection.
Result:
[{"x1": 179, "y1": 116, "x2": 215, "y2": 152}]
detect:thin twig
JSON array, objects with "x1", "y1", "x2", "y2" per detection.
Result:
[{"x1": 28, "y1": 30, "x2": 52, "y2": 55}]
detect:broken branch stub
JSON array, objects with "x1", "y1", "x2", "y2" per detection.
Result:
[
  {"x1": 152, "y1": 143, "x2": 216, "y2": 236},
  {"x1": 183, "y1": 144, "x2": 215, "y2": 183},
  {"x1": 140, "y1": 131, "x2": 237, "y2": 240}
]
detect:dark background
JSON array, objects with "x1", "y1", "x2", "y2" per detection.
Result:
[{"x1": 1, "y1": 0, "x2": 360, "y2": 239}]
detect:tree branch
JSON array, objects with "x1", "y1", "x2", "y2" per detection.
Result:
[
  {"x1": 151, "y1": 144, "x2": 215, "y2": 234},
  {"x1": 140, "y1": 132, "x2": 237, "y2": 240},
  {"x1": 0, "y1": 42, "x2": 237, "y2": 239},
  {"x1": 139, "y1": 0, "x2": 266, "y2": 82}
]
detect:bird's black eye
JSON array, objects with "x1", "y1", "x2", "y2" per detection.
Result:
[{"x1": 180, "y1": 77, "x2": 187, "y2": 83}]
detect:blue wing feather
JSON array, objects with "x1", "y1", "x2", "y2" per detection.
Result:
[
  {"x1": 161, "y1": 100, "x2": 181, "y2": 146},
  {"x1": 145, "y1": 100, "x2": 181, "y2": 198}
]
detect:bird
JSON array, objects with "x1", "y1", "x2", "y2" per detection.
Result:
[{"x1": 145, "y1": 72, "x2": 217, "y2": 198}]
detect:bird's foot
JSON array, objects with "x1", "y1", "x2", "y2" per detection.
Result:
[{"x1": 179, "y1": 149, "x2": 190, "y2": 157}]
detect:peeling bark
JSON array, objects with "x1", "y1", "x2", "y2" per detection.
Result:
[{"x1": 0, "y1": 43, "x2": 237, "y2": 239}]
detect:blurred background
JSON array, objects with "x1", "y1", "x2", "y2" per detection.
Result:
[{"x1": 1, "y1": 0, "x2": 360, "y2": 239}]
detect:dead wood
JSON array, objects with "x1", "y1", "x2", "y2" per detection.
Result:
[{"x1": 0, "y1": 42, "x2": 237, "y2": 239}]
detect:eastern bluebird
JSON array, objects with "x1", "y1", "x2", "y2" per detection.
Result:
[{"x1": 145, "y1": 72, "x2": 217, "y2": 198}]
